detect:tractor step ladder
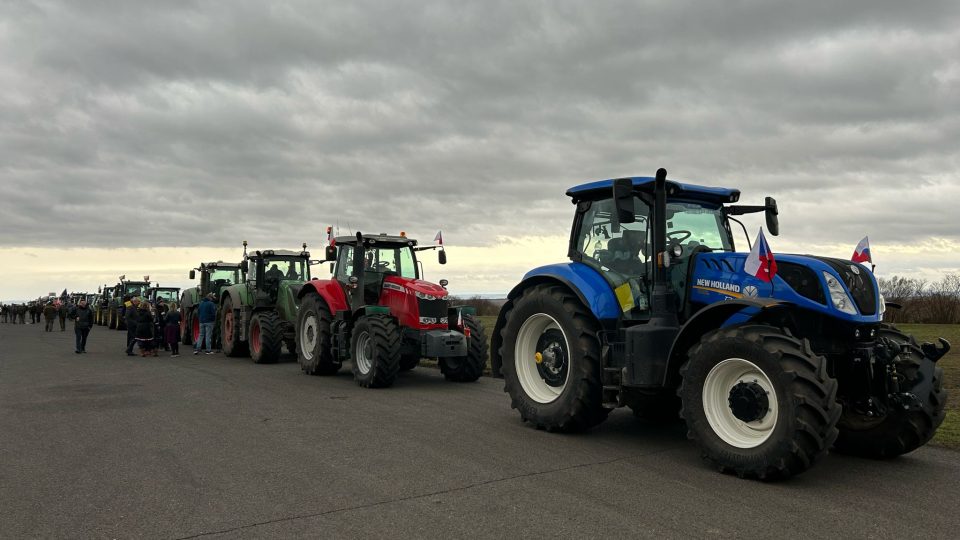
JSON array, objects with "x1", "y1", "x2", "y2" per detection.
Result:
[{"x1": 601, "y1": 341, "x2": 624, "y2": 408}]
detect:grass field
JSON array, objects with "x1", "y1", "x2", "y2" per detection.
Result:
[{"x1": 474, "y1": 316, "x2": 957, "y2": 450}]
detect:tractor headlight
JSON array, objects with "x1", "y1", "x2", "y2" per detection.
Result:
[
  {"x1": 823, "y1": 272, "x2": 857, "y2": 315},
  {"x1": 413, "y1": 291, "x2": 437, "y2": 301}
]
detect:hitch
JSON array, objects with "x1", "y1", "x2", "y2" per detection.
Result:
[{"x1": 921, "y1": 338, "x2": 950, "y2": 363}]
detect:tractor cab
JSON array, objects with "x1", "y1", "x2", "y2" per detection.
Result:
[
  {"x1": 568, "y1": 177, "x2": 745, "y2": 323},
  {"x1": 190, "y1": 261, "x2": 244, "y2": 298},
  {"x1": 146, "y1": 286, "x2": 180, "y2": 307},
  {"x1": 121, "y1": 280, "x2": 151, "y2": 300},
  {"x1": 246, "y1": 248, "x2": 311, "y2": 305},
  {"x1": 329, "y1": 233, "x2": 449, "y2": 328}
]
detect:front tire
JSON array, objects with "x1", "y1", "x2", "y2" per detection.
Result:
[
  {"x1": 250, "y1": 311, "x2": 283, "y2": 364},
  {"x1": 297, "y1": 293, "x2": 341, "y2": 375},
  {"x1": 440, "y1": 314, "x2": 488, "y2": 382},
  {"x1": 833, "y1": 324, "x2": 947, "y2": 458},
  {"x1": 500, "y1": 284, "x2": 609, "y2": 432},
  {"x1": 679, "y1": 325, "x2": 841, "y2": 480},
  {"x1": 351, "y1": 315, "x2": 400, "y2": 388}
]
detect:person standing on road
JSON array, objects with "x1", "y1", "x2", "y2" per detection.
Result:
[
  {"x1": 155, "y1": 298, "x2": 169, "y2": 351},
  {"x1": 135, "y1": 302, "x2": 157, "y2": 357},
  {"x1": 43, "y1": 302, "x2": 57, "y2": 332},
  {"x1": 194, "y1": 293, "x2": 217, "y2": 355},
  {"x1": 124, "y1": 297, "x2": 141, "y2": 356},
  {"x1": 164, "y1": 308, "x2": 181, "y2": 357},
  {"x1": 74, "y1": 299, "x2": 93, "y2": 354},
  {"x1": 57, "y1": 301, "x2": 69, "y2": 331}
]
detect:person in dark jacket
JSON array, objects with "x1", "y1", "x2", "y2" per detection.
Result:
[
  {"x1": 134, "y1": 303, "x2": 157, "y2": 357},
  {"x1": 124, "y1": 297, "x2": 141, "y2": 356},
  {"x1": 43, "y1": 302, "x2": 57, "y2": 332},
  {"x1": 74, "y1": 299, "x2": 94, "y2": 353},
  {"x1": 194, "y1": 293, "x2": 217, "y2": 355},
  {"x1": 155, "y1": 299, "x2": 170, "y2": 350},
  {"x1": 164, "y1": 308, "x2": 182, "y2": 357},
  {"x1": 58, "y1": 301, "x2": 69, "y2": 331}
]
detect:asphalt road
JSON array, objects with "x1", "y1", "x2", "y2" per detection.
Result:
[{"x1": 1, "y1": 322, "x2": 958, "y2": 539}]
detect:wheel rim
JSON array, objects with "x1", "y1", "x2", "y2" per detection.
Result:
[
  {"x1": 301, "y1": 312, "x2": 318, "y2": 361},
  {"x1": 224, "y1": 311, "x2": 233, "y2": 343},
  {"x1": 354, "y1": 330, "x2": 372, "y2": 375},
  {"x1": 251, "y1": 318, "x2": 261, "y2": 353},
  {"x1": 702, "y1": 358, "x2": 779, "y2": 449},
  {"x1": 514, "y1": 313, "x2": 570, "y2": 404}
]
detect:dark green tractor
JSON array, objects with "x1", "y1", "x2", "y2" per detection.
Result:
[
  {"x1": 220, "y1": 243, "x2": 313, "y2": 363},
  {"x1": 180, "y1": 261, "x2": 244, "y2": 346},
  {"x1": 106, "y1": 276, "x2": 150, "y2": 330}
]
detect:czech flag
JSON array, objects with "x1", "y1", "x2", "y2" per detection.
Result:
[
  {"x1": 434, "y1": 230, "x2": 443, "y2": 245},
  {"x1": 851, "y1": 236, "x2": 871, "y2": 264},
  {"x1": 744, "y1": 228, "x2": 778, "y2": 283}
]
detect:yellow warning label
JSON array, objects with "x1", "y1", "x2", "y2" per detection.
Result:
[{"x1": 614, "y1": 283, "x2": 635, "y2": 313}]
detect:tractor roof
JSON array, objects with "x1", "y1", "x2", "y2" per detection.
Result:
[
  {"x1": 334, "y1": 233, "x2": 418, "y2": 248},
  {"x1": 202, "y1": 261, "x2": 241, "y2": 268},
  {"x1": 566, "y1": 176, "x2": 740, "y2": 205},
  {"x1": 251, "y1": 249, "x2": 310, "y2": 258}
]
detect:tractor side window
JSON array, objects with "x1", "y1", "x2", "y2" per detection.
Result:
[
  {"x1": 578, "y1": 198, "x2": 651, "y2": 279},
  {"x1": 336, "y1": 246, "x2": 355, "y2": 281}
]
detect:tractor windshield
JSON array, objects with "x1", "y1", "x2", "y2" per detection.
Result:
[
  {"x1": 364, "y1": 247, "x2": 417, "y2": 279},
  {"x1": 666, "y1": 202, "x2": 732, "y2": 252},
  {"x1": 154, "y1": 290, "x2": 178, "y2": 302},
  {"x1": 263, "y1": 258, "x2": 309, "y2": 281},
  {"x1": 209, "y1": 268, "x2": 239, "y2": 285},
  {"x1": 125, "y1": 283, "x2": 148, "y2": 296}
]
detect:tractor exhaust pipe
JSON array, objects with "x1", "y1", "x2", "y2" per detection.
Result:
[{"x1": 653, "y1": 168, "x2": 668, "y2": 286}]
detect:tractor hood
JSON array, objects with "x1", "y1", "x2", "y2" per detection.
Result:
[
  {"x1": 690, "y1": 252, "x2": 880, "y2": 322},
  {"x1": 383, "y1": 276, "x2": 449, "y2": 299}
]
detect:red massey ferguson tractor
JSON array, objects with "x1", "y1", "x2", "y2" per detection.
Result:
[{"x1": 295, "y1": 231, "x2": 488, "y2": 388}]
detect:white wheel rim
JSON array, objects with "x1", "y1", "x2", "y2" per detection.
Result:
[
  {"x1": 702, "y1": 358, "x2": 779, "y2": 449},
  {"x1": 514, "y1": 313, "x2": 569, "y2": 404},
  {"x1": 354, "y1": 331, "x2": 371, "y2": 375},
  {"x1": 300, "y1": 312, "x2": 317, "y2": 361}
]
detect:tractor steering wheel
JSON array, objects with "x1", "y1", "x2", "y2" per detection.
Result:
[{"x1": 667, "y1": 230, "x2": 692, "y2": 244}]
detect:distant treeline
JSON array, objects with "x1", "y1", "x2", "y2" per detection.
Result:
[
  {"x1": 451, "y1": 297, "x2": 503, "y2": 317},
  {"x1": 879, "y1": 274, "x2": 960, "y2": 324}
]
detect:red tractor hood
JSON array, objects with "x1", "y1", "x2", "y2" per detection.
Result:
[{"x1": 383, "y1": 276, "x2": 449, "y2": 298}]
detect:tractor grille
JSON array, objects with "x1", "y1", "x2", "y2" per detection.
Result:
[
  {"x1": 417, "y1": 297, "x2": 448, "y2": 324},
  {"x1": 816, "y1": 257, "x2": 877, "y2": 316},
  {"x1": 778, "y1": 262, "x2": 826, "y2": 305}
]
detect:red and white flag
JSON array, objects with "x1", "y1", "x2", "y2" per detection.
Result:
[
  {"x1": 744, "y1": 228, "x2": 778, "y2": 283},
  {"x1": 851, "y1": 236, "x2": 871, "y2": 264},
  {"x1": 434, "y1": 230, "x2": 443, "y2": 245}
]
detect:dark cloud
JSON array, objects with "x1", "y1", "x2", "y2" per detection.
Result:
[{"x1": 1, "y1": 0, "x2": 958, "y2": 252}]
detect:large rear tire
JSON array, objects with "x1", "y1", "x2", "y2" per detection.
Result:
[
  {"x1": 351, "y1": 315, "x2": 400, "y2": 388},
  {"x1": 679, "y1": 325, "x2": 841, "y2": 480},
  {"x1": 108, "y1": 308, "x2": 117, "y2": 330},
  {"x1": 440, "y1": 314, "x2": 488, "y2": 382},
  {"x1": 250, "y1": 311, "x2": 283, "y2": 364},
  {"x1": 221, "y1": 297, "x2": 248, "y2": 357},
  {"x1": 297, "y1": 293, "x2": 341, "y2": 375},
  {"x1": 833, "y1": 324, "x2": 947, "y2": 458},
  {"x1": 500, "y1": 284, "x2": 609, "y2": 432}
]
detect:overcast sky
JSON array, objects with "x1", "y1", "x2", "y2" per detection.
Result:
[{"x1": 2, "y1": 0, "x2": 959, "y2": 299}]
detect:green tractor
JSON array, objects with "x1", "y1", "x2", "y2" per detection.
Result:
[
  {"x1": 220, "y1": 243, "x2": 313, "y2": 363},
  {"x1": 106, "y1": 276, "x2": 151, "y2": 330},
  {"x1": 94, "y1": 285, "x2": 112, "y2": 326},
  {"x1": 145, "y1": 286, "x2": 181, "y2": 310},
  {"x1": 180, "y1": 261, "x2": 244, "y2": 346}
]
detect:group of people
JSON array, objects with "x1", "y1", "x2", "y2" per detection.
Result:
[{"x1": 122, "y1": 296, "x2": 183, "y2": 357}]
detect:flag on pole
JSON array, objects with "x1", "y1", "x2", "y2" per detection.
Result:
[
  {"x1": 744, "y1": 228, "x2": 778, "y2": 283},
  {"x1": 851, "y1": 236, "x2": 871, "y2": 264},
  {"x1": 434, "y1": 230, "x2": 443, "y2": 245}
]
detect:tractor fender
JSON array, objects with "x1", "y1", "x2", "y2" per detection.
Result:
[
  {"x1": 663, "y1": 298, "x2": 792, "y2": 386},
  {"x1": 297, "y1": 279, "x2": 349, "y2": 315},
  {"x1": 490, "y1": 263, "x2": 620, "y2": 378}
]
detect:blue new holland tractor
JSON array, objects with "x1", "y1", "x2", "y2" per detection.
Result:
[{"x1": 492, "y1": 168, "x2": 949, "y2": 480}]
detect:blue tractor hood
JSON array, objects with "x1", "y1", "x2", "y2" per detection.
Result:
[{"x1": 688, "y1": 251, "x2": 882, "y2": 323}]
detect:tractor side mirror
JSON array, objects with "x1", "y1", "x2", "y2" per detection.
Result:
[
  {"x1": 438, "y1": 249, "x2": 447, "y2": 265},
  {"x1": 329, "y1": 263, "x2": 334, "y2": 274},
  {"x1": 189, "y1": 270, "x2": 196, "y2": 280},
  {"x1": 325, "y1": 245, "x2": 336, "y2": 261},
  {"x1": 612, "y1": 178, "x2": 635, "y2": 231},
  {"x1": 765, "y1": 197, "x2": 779, "y2": 236}
]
